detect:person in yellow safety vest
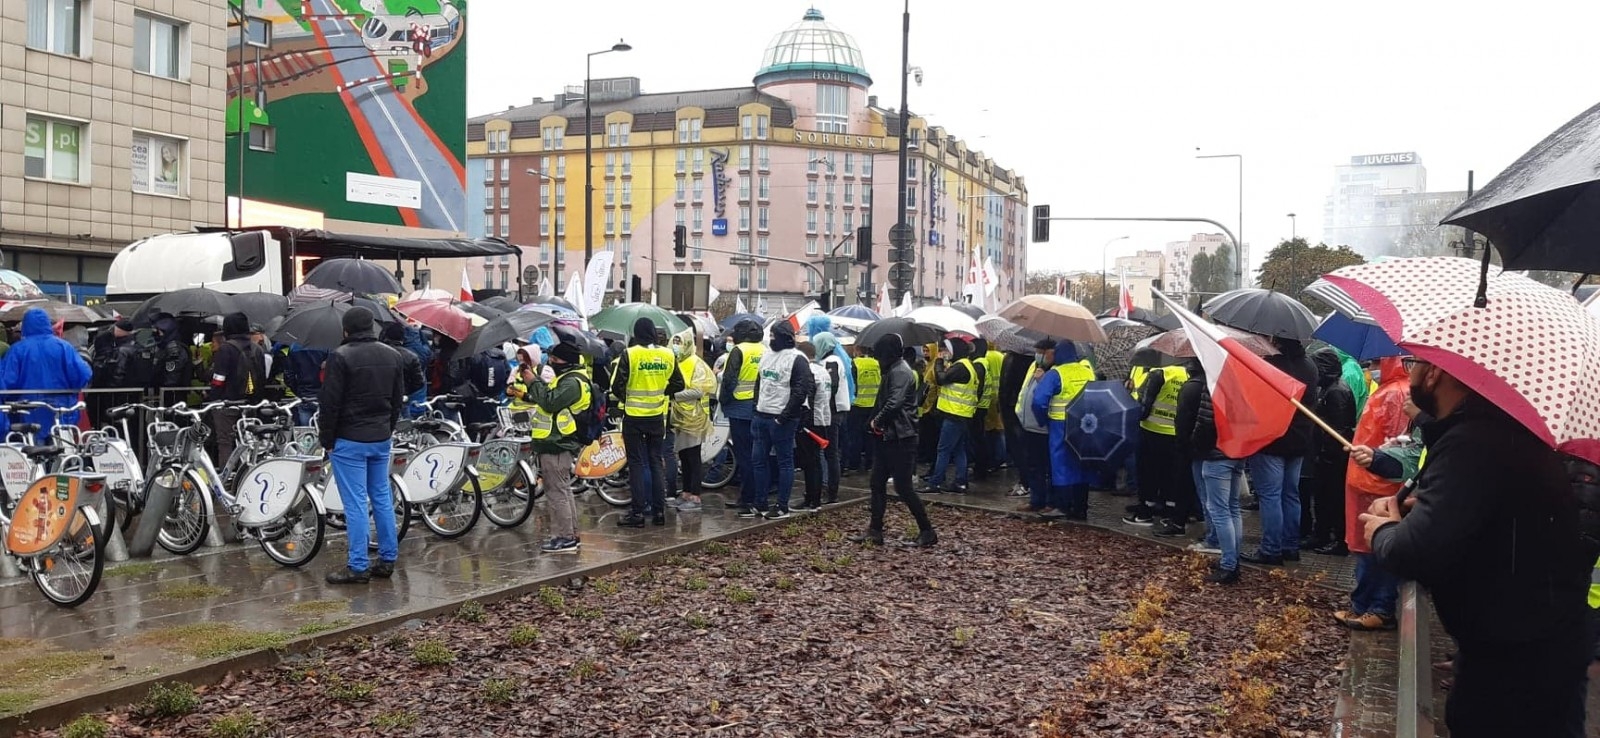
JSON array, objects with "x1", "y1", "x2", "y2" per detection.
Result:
[
  {"x1": 667, "y1": 326, "x2": 716, "y2": 512},
  {"x1": 846, "y1": 344, "x2": 881, "y2": 474},
  {"x1": 920, "y1": 336, "x2": 981, "y2": 494},
  {"x1": 609, "y1": 317, "x2": 685, "y2": 528},
  {"x1": 1013, "y1": 338, "x2": 1057, "y2": 513},
  {"x1": 971, "y1": 340, "x2": 1006, "y2": 478},
  {"x1": 522, "y1": 338, "x2": 591, "y2": 554},
  {"x1": 1124, "y1": 364, "x2": 1189, "y2": 529},
  {"x1": 716, "y1": 318, "x2": 766, "y2": 503},
  {"x1": 1030, "y1": 339, "x2": 1096, "y2": 520}
]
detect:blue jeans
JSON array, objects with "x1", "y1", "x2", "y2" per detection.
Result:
[
  {"x1": 926, "y1": 416, "x2": 970, "y2": 488},
  {"x1": 730, "y1": 417, "x2": 755, "y2": 505},
  {"x1": 1192, "y1": 462, "x2": 1219, "y2": 547},
  {"x1": 331, "y1": 438, "x2": 398, "y2": 572},
  {"x1": 749, "y1": 415, "x2": 797, "y2": 511},
  {"x1": 293, "y1": 400, "x2": 318, "y2": 428},
  {"x1": 1247, "y1": 453, "x2": 1304, "y2": 557},
  {"x1": 1351, "y1": 553, "x2": 1400, "y2": 617},
  {"x1": 1199, "y1": 459, "x2": 1245, "y2": 571}
]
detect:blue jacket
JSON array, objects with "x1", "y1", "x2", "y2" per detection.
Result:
[
  {"x1": 401, "y1": 326, "x2": 431, "y2": 414},
  {"x1": 1031, "y1": 340, "x2": 1081, "y2": 426},
  {"x1": 1032, "y1": 339, "x2": 1093, "y2": 488},
  {"x1": 1, "y1": 309, "x2": 92, "y2": 441},
  {"x1": 284, "y1": 346, "x2": 329, "y2": 400}
]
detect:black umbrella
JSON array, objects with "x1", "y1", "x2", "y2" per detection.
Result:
[
  {"x1": 720, "y1": 312, "x2": 765, "y2": 331},
  {"x1": 481, "y1": 295, "x2": 523, "y2": 312},
  {"x1": 454, "y1": 310, "x2": 557, "y2": 357},
  {"x1": 1201, "y1": 288, "x2": 1317, "y2": 341},
  {"x1": 1441, "y1": 101, "x2": 1600, "y2": 275},
  {"x1": 352, "y1": 296, "x2": 399, "y2": 324},
  {"x1": 458, "y1": 301, "x2": 506, "y2": 322},
  {"x1": 272, "y1": 301, "x2": 351, "y2": 351},
  {"x1": 230, "y1": 292, "x2": 290, "y2": 327},
  {"x1": 549, "y1": 322, "x2": 608, "y2": 360},
  {"x1": 132, "y1": 287, "x2": 241, "y2": 325},
  {"x1": 304, "y1": 259, "x2": 403, "y2": 296},
  {"x1": 855, "y1": 317, "x2": 944, "y2": 349},
  {"x1": 526, "y1": 295, "x2": 578, "y2": 312},
  {"x1": 947, "y1": 302, "x2": 987, "y2": 319}
]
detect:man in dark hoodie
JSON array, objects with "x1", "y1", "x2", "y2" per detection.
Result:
[
  {"x1": 319, "y1": 307, "x2": 407, "y2": 585},
  {"x1": 207, "y1": 312, "x2": 268, "y2": 466},
  {"x1": 850, "y1": 332, "x2": 936, "y2": 547},
  {"x1": 1242, "y1": 337, "x2": 1320, "y2": 565},
  {"x1": 611, "y1": 317, "x2": 685, "y2": 527},
  {"x1": 920, "y1": 336, "x2": 980, "y2": 495},
  {"x1": 742, "y1": 321, "x2": 812, "y2": 519},
  {"x1": 381, "y1": 323, "x2": 427, "y2": 412},
  {"x1": 718, "y1": 319, "x2": 765, "y2": 508},
  {"x1": 1303, "y1": 348, "x2": 1357, "y2": 553}
]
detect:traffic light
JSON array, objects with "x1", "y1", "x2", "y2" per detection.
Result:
[
  {"x1": 673, "y1": 225, "x2": 687, "y2": 259},
  {"x1": 1032, "y1": 204, "x2": 1051, "y2": 243},
  {"x1": 855, "y1": 225, "x2": 872, "y2": 264},
  {"x1": 630, "y1": 275, "x2": 642, "y2": 302}
]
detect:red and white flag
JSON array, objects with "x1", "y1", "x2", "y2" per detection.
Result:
[
  {"x1": 1153, "y1": 289, "x2": 1305, "y2": 458},
  {"x1": 1055, "y1": 276, "x2": 1066, "y2": 297},
  {"x1": 1115, "y1": 268, "x2": 1135, "y2": 317},
  {"x1": 458, "y1": 264, "x2": 475, "y2": 302}
]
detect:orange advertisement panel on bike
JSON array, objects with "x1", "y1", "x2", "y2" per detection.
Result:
[
  {"x1": 575, "y1": 434, "x2": 627, "y2": 479},
  {"x1": 6, "y1": 476, "x2": 80, "y2": 556}
]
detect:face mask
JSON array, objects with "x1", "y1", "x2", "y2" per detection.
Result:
[
  {"x1": 1369, "y1": 370, "x2": 1380, "y2": 383},
  {"x1": 1034, "y1": 353, "x2": 1046, "y2": 366}
]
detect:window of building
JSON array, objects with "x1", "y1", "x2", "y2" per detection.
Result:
[
  {"x1": 843, "y1": 212, "x2": 853, "y2": 233},
  {"x1": 134, "y1": 11, "x2": 186, "y2": 79},
  {"x1": 689, "y1": 118, "x2": 702, "y2": 143},
  {"x1": 24, "y1": 115, "x2": 84, "y2": 183},
  {"x1": 604, "y1": 210, "x2": 615, "y2": 235},
  {"x1": 498, "y1": 213, "x2": 510, "y2": 238},
  {"x1": 676, "y1": 149, "x2": 686, "y2": 174},
  {"x1": 738, "y1": 145, "x2": 750, "y2": 169},
  {"x1": 907, "y1": 188, "x2": 917, "y2": 209},
  {"x1": 675, "y1": 209, "x2": 686, "y2": 227},
  {"x1": 692, "y1": 179, "x2": 704, "y2": 203},
  {"x1": 843, "y1": 182, "x2": 854, "y2": 204},
  {"x1": 739, "y1": 266, "x2": 750, "y2": 289},
  {"x1": 863, "y1": 186, "x2": 872, "y2": 207},
  {"x1": 693, "y1": 208, "x2": 703, "y2": 232},
  {"x1": 825, "y1": 210, "x2": 834, "y2": 234},
  {"x1": 621, "y1": 180, "x2": 632, "y2": 206},
  {"x1": 692, "y1": 236, "x2": 703, "y2": 260},
  {"x1": 605, "y1": 152, "x2": 615, "y2": 176},
  {"x1": 843, "y1": 237, "x2": 854, "y2": 256},
  {"x1": 677, "y1": 118, "x2": 690, "y2": 144},
  {"x1": 739, "y1": 178, "x2": 750, "y2": 201},
  {"x1": 128, "y1": 129, "x2": 185, "y2": 196},
  {"x1": 621, "y1": 152, "x2": 632, "y2": 176},
  {"x1": 758, "y1": 236, "x2": 769, "y2": 256},
  {"x1": 499, "y1": 185, "x2": 509, "y2": 208},
  {"x1": 621, "y1": 215, "x2": 631, "y2": 235},
  {"x1": 806, "y1": 271, "x2": 820, "y2": 294},
  {"x1": 807, "y1": 154, "x2": 818, "y2": 175},
  {"x1": 758, "y1": 207, "x2": 769, "y2": 232},
  {"x1": 540, "y1": 211, "x2": 550, "y2": 237},
  {"x1": 604, "y1": 180, "x2": 615, "y2": 206},
  {"x1": 739, "y1": 206, "x2": 750, "y2": 231},
  {"x1": 500, "y1": 158, "x2": 509, "y2": 179},
  {"x1": 844, "y1": 152, "x2": 854, "y2": 175},
  {"x1": 555, "y1": 155, "x2": 567, "y2": 178},
  {"x1": 555, "y1": 182, "x2": 566, "y2": 206},
  {"x1": 618, "y1": 122, "x2": 630, "y2": 146},
  {"x1": 805, "y1": 211, "x2": 817, "y2": 234},
  {"x1": 758, "y1": 267, "x2": 769, "y2": 290},
  {"x1": 675, "y1": 179, "x2": 686, "y2": 204},
  {"x1": 542, "y1": 126, "x2": 563, "y2": 150},
  {"x1": 248, "y1": 124, "x2": 276, "y2": 152},
  {"x1": 692, "y1": 148, "x2": 705, "y2": 174},
  {"x1": 621, "y1": 236, "x2": 632, "y2": 261},
  {"x1": 741, "y1": 115, "x2": 753, "y2": 139},
  {"x1": 27, "y1": 0, "x2": 85, "y2": 56},
  {"x1": 862, "y1": 156, "x2": 873, "y2": 178},
  {"x1": 555, "y1": 212, "x2": 566, "y2": 235},
  {"x1": 825, "y1": 181, "x2": 834, "y2": 206},
  {"x1": 757, "y1": 146, "x2": 770, "y2": 170},
  {"x1": 604, "y1": 237, "x2": 616, "y2": 253},
  {"x1": 758, "y1": 175, "x2": 770, "y2": 200},
  {"x1": 816, "y1": 85, "x2": 848, "y2": 133},
  {"x1": 607, "y1": 122, "x2": 620, "y2": 147},
  {"x1": 806, "y1": 180, "x2": 817, "y2": 204},
  {"x1": 738, "y1": 236, "x2": 750, "y2": 254},
  {"x1": 756, "y1": 114, "x2": 769, "y2": 140},
  {"x1": 539, "y1": 243, "x2": 550, "y2": 262},
  {"x1": 806, "y1": 237, "x2": 818, "y2": 256}
]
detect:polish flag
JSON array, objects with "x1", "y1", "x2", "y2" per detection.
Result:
[
  {"x1": 786, "y1": 301, "x2": 821, "y2": 334},
  {"x1": 1154, "y1": 289, "x2": 1305, "y2": 458},
  {"x1": 1055, "y1": 276, "x2": 1066, "y2": 297},
  {"x1": 1115, "y1": 268, "x2": 1135, "y2": 318},
  {"x1": 458, "y1": 264, "x2": 474, "y2": 302}
]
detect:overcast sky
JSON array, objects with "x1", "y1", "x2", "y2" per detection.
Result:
[{"x1": 467, "y1": 0, "x2": 1597, "y2": 278}]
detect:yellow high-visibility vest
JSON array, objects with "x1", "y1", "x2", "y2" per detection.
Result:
[
  {"x1": 529, "y1": 373, "x2": 592, "y2": 439},
  {"x1": 732, "y1": 342, "x2": 764, "y2": 401},
  {"x1": 1046, "y1": 360, "x2": 1095, "y2": 421},
  {"x1": 1138, "y1": 366, "x2": 1188, "y2": 435},
  {"x1": 935, "y1": 358, "x2": 980, "y2": 419},
  {"x1": 852, "y1": 356, "x2": 881, "y2": 408},
  {"x1": 978, "y1": 349, "x2": 1002, "y2": 409},
  {"x1": 623, "y1": 345, "x2": 675, "y2": 418},
  {"x1": 1129, "y1": 365, "x2": 1149, "y2": 401}
]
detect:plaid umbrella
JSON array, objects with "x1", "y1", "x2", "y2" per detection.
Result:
[{"x1": 1093, "y1": 317, "x2": 1160, "y2": 381}]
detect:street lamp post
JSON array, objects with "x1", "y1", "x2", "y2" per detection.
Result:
[
  {"x1": 889, "y1": 0, "x2": 912, "y2": 304},
  {"x1": 583, "y1": 40, "x2": 631, "y2": 267},
  {"x1": 1196, "y1": 151, "x2": 1243, "y2": 290},
  {"x1": 1100, "y1": 235, "x2": 1130, "y2": 313},
  {"x1": 1287, "y1": 212, "x2": 1297, "y2": 241}
]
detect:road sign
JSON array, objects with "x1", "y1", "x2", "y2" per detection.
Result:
[
  {"x1": 712, "y1": 218, "x2": 728, "y2": 236},
  {"x1": 888, "y1": 247, "x2": 915, "y2": 265},
  {"x1": 824, "y1": 256, "x2": 852, "y2": 282},
  {"x1": 889, "y1": 222, "x2": 914, "y2": 248},
  {"x1": 888, "y1": 262, "x2": 914, "y2": 288}
]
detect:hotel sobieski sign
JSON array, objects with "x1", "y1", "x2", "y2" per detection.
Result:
[{"x1": 790, "y1": 130, "x2": 889, "y2": 150}]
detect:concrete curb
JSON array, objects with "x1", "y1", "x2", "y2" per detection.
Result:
[{"x1": 0, "y1": 495, "x2": 871, "y2": 737}]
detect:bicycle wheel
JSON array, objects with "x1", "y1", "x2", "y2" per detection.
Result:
[
  {"x1": 419, "y1": 474, "x2": 482, "y2": 539},
  {"x1": 482, "y1": 463, "x2": 535, "y2": 529},
  {"x1": 390, "y1": 475, "x2": 412, "y2": 543},
  {"x1": 257, "y1": 489, "x2": 325, "y2": 568},
  {"x1": 701, "y1": 447, "x2": 736, "y2": 490},
  {"x1": 157, "y1": 469, "x2": 211, "y2": 556},
  {"x1": 32, "y1": 507, "x2": 105, "y2": 608},
  {"x1": 595, "y1": 467, "x2": 633, "y2": 507}
]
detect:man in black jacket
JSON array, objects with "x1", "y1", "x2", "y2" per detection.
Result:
[
  {"x1": 319, "y1": 307, "x2": 408, "y2": 585},
  {"x1": 611, "y1": 317, "x2": 686, "y2": 527},
  {"x1": 208, "y1": 312, "x2": 268, "y2": 467},
  {"x1": 1364, "y1": 361, "x2": 1588, "y2": 738},
  {"x1": 851, "y1": 333, "x2": 936, "y2": 547},
  {"x1": 1242, "y1": 338, "x2": 1320, "y2": 565},
  {"x1": 381, "y1": 323, "x2": 426, "y2": 401},
  {"x1": 1305, "y1": 348, "x2": 1357, "y2": 554}
]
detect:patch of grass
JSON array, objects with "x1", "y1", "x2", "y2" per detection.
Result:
[
  {"x1": 138, "y1": 682, "x2": 198, "y2": 718},
  {"x1": 822, "y1": 529, "x2": 845, "y2": 543},
  {"x1": 684, "y1": 612, "x2": 713, "y2": 630},
  {"x1": 0, "y1": 690, "x2": 41, "y2": 717},
  {"x1": 775, "y1": 575, "x2": 796, "y2": 591},
  {"x1": 724, "y1": 585, "x2": 757, "y2": 605},
  {"x1": 591, "y1": 577, "x2": 621, "y2": 595},
  {"x1": 381, "y1": 633, "x2": 409, "y2": 650},
  {"x1": 136, "y1": 623, "x2": 287, "y2": 659},
  {"x1": 508, "y1": 624, "x2": 540, "y2": 647},
  {"x1": 683, "y1": 574, "x2": 709, "y2": 591},
  {"x1": 371, "y1": 709, "x2": 417, "y2": 731},
  {"x1": 662, "y1": 553, "x2": 693, "y2": 567},
  {"x1": 645, "y1": 590, "x2": 667, "y2": 605},
  {"x1": 615, "y1": 627, "x2": 642, "y2": 650},
  {"x1": 636, "y1": 568, "x2": 658, "y2": 584},
  {"x1": 569, "y1": 659, "x2": 600, "y2": 681},
  {"x1": 833, "y1": 554, "x2": 855, "y2": 569},
  {"x1": 103, "y1": 561, "x2": 161, "y2": 578},
  {"x1": 154, "y1": 582, "x2": 231, "y2": 600},
  {"x1": 702, "y1": 540, "x2": 732, "y2": 556},
  {"x1": 757, "y1": 547, "x2": 784, "y2": 564},
  {"x1": 480, "y1": 678, "x2": 516, "y2": 704},
  {"x1": 902, "y1": 523, "x2": 920, "y2": 540},
  {"x1": 284, "y1": 600, "x2": 347, "y2": 617},
  {"x1": 326, "y1": 677, "x2": 375, "y2": 703},
  {"x1": 207, "y1": 711, "x2": 268, "y2": 738},
  {"x1": 807, "y1": 555, "x2": 836, "y2": 574},
  {"x1": 457, "y1": 600, "x2": 487, "y2": 623},
  {"x1": 952, "y1": 627, "x2": 976, "y2": 648},
  {"x1": 0, "y1": 649, "x2": 103, "y2": 686},
  {"x1": 411, "y1": 639, "x2": 455, "y2": 666},
  {"x1": 292, "y1": 618, "x2": 353, "y2": 637},
  {"x1": 569, "y1": 605, "x2": 603, "y2": 620},
  {"x1": 536, "y1": 586, "x2": 566, "y2": 611},
  {"x1": 723, "y1": 561, "x2": 750, "y2": 578},
  {"x1": 0, "y1": 638, "x2": 37, "y2": 653},
  {"x1": 781, "y1": 522, "x2": 805, "y2": 538},
  {"x1": 61, "y1": 715, "x2": 109, "y2": 738}
]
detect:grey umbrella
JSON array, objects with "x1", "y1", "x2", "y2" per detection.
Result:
[
  {"x1": 1201, "y1": 288, "x2": 1317, "y2": 341},
  {"x1": 229, "y1": 292, "x2": 290, "y2": 327},
  {"x1": 304, "y1": 258, "x2": 403, "y2": 296},
  {"x1": 1093, "y1": 317, "x2": 1161, "y2": 381}
]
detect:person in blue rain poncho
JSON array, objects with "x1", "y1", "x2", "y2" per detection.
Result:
[
  {"x1": 1030, "y1": 339, "x2": 1096, "y2": 520},
  {"x1": 0, "y1": 308, "x2": 92, "y2": 443},
  {"x1": 804, "y1": 314, "x2": 854, "y2": 402}
]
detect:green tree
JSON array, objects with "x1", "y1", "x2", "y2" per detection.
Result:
[
  {"x1": 1255, "y1": 237, "x2": 1366, "y2": 298},
  {"x1": 1189, "y1": 252, "x2": 1214, "y2": 301},
  {"x1": 1209, "y1": 243, "x2": 1237, "y2": 293},
  {"x1": 1025, "y1": 270, "x2": 1068, "y2": 296}
]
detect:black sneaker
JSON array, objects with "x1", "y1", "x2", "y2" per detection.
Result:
[
  {"x1": 764, "y1": 508, "x2": 791, "y2": 520},
  {"x1": 1204, "y1": 567, "x2": 1240, "y2": 584},
  {"x1": 738, "y1": 507, "x2": 763, "y2": 519},
  {"x1": 798, "y1": 501, "x2": 823, "y2": 513},
  {"x1": 1152, "y1": 520, "x2": 1187, "y2": 537},
  {"x1": 848, "y1": 530, "x2": 884, "y2": 545},
  {"x1": 1124, "y1": 503, "x2": 1145, "y2": 515},
  {"x1": 917, "y1": 486, "x2": 943, "y2": 495},
  {"x1": 1121, "y1": 513, "x2": 1155, "y2": 526},
  {"x1": 541, "y1": 537, "x2": 580, "y2": 553},
  {"x1": 900, "y1": 529, "x2": 938, "y2": 548},
  {"x1": 325, "y1": 566, "x2": 370, "y2": 585},
  {"x1": 949, "y1": 485, "x2": 968, "y2": 495},
  {"x1": 724, "y1": 501, "x2": 744, "y2": 509},
  {"x1": 652, "y1": 514, "x2": 667, "y2": 526},
  {"x1": 1282, "y1": 550, "x2": 1301, "y2": 563},
  {"x1": 370, "y1": 561, "x2": 395, "y2": 579},
  {"x1": 617, "y1": 514, "x2": 647, "y2": 528},
  {"x1": 1240, "y1": 551, "x2": 1284, "y2": 566}
]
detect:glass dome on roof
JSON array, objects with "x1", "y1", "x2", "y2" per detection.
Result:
[{"x1": 755, "y1": 8, "x2": 871, "y2": 86}]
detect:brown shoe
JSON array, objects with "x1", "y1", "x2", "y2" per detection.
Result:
[
  {"x1": 1015, "y1": 503, "x2": 1042, "y2": 513},
  {"x1": 1344, "y1": 613, "x2": 1398, "y2": 631},
  {"x1": 1332, "y1": 609, "x2": 1356, "y2": 626}
]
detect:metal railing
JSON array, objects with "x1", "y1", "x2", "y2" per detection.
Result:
[{"x1": 1396, "y1": 581, "x2": 1437, "y2": 738}]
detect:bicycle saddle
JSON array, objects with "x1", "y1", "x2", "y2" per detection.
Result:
[
  {"x1": 468, "y1": 422, "x2": 500, "y2": 435},
  {"x1": 248, "y1": 425, "x2": 287, "y2": 437},
  {"x1": 22, "y1": 446, "x2": 64, "y2": 460},
  {"x1": 12, "y1": 423, "x2": 40, "y2": 435}
]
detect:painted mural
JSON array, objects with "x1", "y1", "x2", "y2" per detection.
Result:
[{"x1": 226, "y1": 0, "x2": 467, "y2": 231}]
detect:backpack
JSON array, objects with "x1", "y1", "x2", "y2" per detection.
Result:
[
  {"x1": 470, "y1": 350, "x2": 509, "y2": 399},
  {"x1": 565, "y1": 372, "x2": 608, "y2": 445}
]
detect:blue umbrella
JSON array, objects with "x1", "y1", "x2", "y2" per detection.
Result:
[
  {"x1": 829, "y1": 304, "x2": 880, "y2": 321},
  {"x1": 720, "y1": 312, "x2": 764, "y2": 331},
  {"x1": 1066, "y1": 381, "x2": 1141, "y2": 465},
  {"x1": 1313, "y1": 312, "x2": 1404, "y2": 361}
]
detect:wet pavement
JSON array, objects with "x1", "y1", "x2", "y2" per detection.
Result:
[{"x1": 0, "y1": 485, "x2": 868, "y2": 727}]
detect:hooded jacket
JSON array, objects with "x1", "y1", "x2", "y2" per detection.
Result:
[
  {"x1": 806, "y1": 314, "x2": 855, "y2": 403},
  {"x1": 1345, "y1": 355, "x2": 1411, "y2": 500},
  {"x1": 717, "y1": 319, "x2": 765, "y2": 420},
  {"x1": 753, "y1": 321, "x2": 813, "y2": 421},
  {"x1": 0, "y1": 308, "x2": 92, "y2": 436},
  {"x1": 1310, "y1": 349, "x2": 1357, "y2": 469},
  {"x1": 1259, "y1": 339, "x2": 1320, "y2": 458},
  {"x1": 1029, "y1": 340, "x2": 1091, "y2": 426},
  {"x1": 610, "y1": 317, "x2": 686, "y2": 426},
  {"x1": 813, "y1": 332, "x2": 851, "y2": 415},
  {"x1": 381, "y1": 322, "x2": 427, "y2": 401},
  {"x1": 318, "y1": 312, "x2": 407, "y2": 448},
  {"x1": 207, "y1": 312, "x2": 267, "y2": 402},
  {"x1": 869, "y1": 333, "x2": 918, "y2": 441}
]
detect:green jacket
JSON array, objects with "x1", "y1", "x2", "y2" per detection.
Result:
[{"x1": 524, "y1": 367, "x2": 588, "y2": 455}]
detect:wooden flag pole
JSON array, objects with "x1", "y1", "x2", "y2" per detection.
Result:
[{"x1": 1291, "y1": 396, "x2": 1352, "y2": 449}]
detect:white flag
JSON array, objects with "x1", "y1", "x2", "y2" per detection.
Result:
[
  {"x1": 582, "y1": 251, "x2": 614, "y2": 316},
  {"x1": 564, "y1": 270, "x2": 585, "y2": 315},
  {"x1": 756, "y1": 297, "x2": 768, "y2": 316},
  {"x1": 895, "y1": 289, "x2": 913, "y2": 317},
  {"x1": 735, "y1": 296, "x2": 748, "y2": 314},
  {"x1": 875, "y1": 281, "x2": 890, "y2": 316},
  {"x1": 709, "y1": 284, "x2": 721, "y2": 304},
  {"x1": 538, "y1": 277, "x2": 554, "y2": 297},
  {"x1": 981, "y1": 253, "x2": 999, "y2": 297}
]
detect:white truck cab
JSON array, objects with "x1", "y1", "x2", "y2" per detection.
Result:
[{"x1": 106, "y1": 230, "x2": 281, "y2": 302}]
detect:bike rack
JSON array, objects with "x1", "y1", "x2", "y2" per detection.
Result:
[{"x1": 103, "y1": 524, "x2": 129, "y2": 563}]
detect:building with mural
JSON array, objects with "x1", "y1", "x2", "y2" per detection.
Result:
[
  {"x1": 465, "y1": 8, "x2": 1027, "y2": 308},
  {"x1": 225, "y1": 0, "x2": 467, "y2": 237}
]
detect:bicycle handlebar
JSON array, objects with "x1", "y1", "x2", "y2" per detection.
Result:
[{"x1": 1, "y1": 400, "x2": 85, "y2": 415}]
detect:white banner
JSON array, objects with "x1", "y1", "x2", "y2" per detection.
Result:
[
  {"x1": 582, "y1": 251, "x2": 614, "y2": 316},
  {"x1": 564, "y1": 270, "x2": 585, "y2": 314},
  {"x1": 539, "y1": 277, "x2": 554, "y2": 297}
]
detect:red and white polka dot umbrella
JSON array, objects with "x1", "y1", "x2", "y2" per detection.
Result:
[{"x1": 1323, "y1": 257, "x2": 1600, "y2": 464}]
